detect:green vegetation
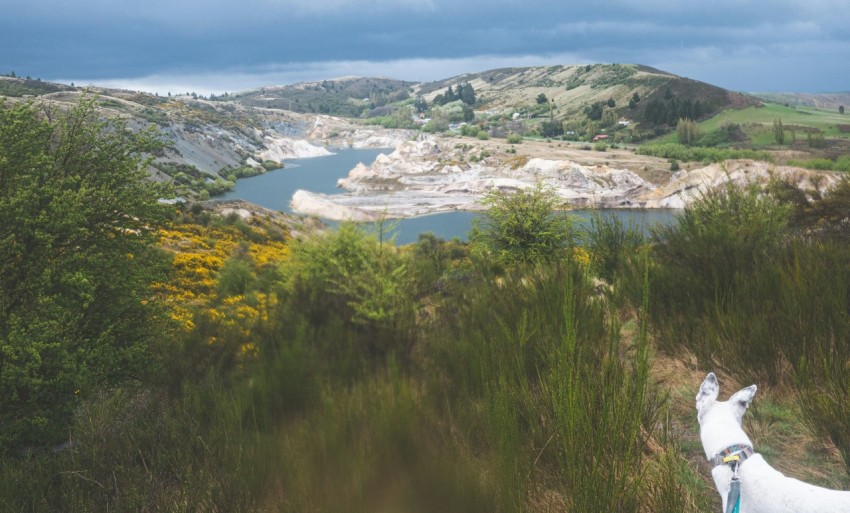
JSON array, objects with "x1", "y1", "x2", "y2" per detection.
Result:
[
  {"x1": 470, "y1": 183, "x2": 573, "y2": 267},
  {"x1": 642, "y1": 102, "x2": 850, "y2": 173},
  {"x1": 0, "y1": 97, "x2": 172, "y2": 449},
  {"x1": 0, "y1": 76, "x2": 73, "y2": 97},
  {"x1": 643, "y1": 179, "x2": 850, "y2": 475},
  {"x1": 774, "y1": 117, "x2": 786, "y2": 144},
  {"x1": 676, "y1": 117, "x2": 700, "y2": 146},
  {"x1": 787, "y1": 155, "x2": 850, "y2": 172},
  {"x1": 2, "y1": 96, "x2": 850, "y2": 512},
  {"x1": 231, "y1": 77, "x2": 414, "y2": 117},
  {"x1": 432, "y1": 82, "x2": 476, "y2": 107},
  {"x1": 652, "y1": 103, "x2": 850, "y2": 145},
  {"x1": 637, "y1": 143, "x2": 773, "y2": 163}
]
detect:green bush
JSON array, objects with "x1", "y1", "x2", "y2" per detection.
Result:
[
  {"x1": 278, "y1": 222, "x2": 414, "y2": 364},
  {"x1": 586, "y1": 211, "x2": 646, "y2": 282},
  {"x1": 476, "y1": 130, "x2": 489, "y2": 140},
  {"x1": 506, "y1": 132, "x2": 523, "y2": 144},
  {"x1": 0, "y1": 97, "x2": 171, "y2": 451},
  {"x1": 470, "y1": 183, "x2": 575, "y2": 267},
  {"x1": 649, "y1": 182, "x2": 791, "y2": 372}
]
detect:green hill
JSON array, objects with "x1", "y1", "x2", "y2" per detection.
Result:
[{"x1": 412, "y1": 63, "x2": 760, "y2": 134}]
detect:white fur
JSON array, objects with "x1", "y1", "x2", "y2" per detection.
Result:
[{"x1": 696, "y1": 372, "x2": 850, "y2": 513}]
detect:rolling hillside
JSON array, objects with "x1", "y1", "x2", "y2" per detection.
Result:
[
  {"x1": 414, "y1": 63, "x2": 759, "y2": 128},
  {"x1": 228, "y1": 64, "x2": 762, "y2": 135}
]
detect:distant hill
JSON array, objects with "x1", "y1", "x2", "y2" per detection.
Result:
[
  {"x1": 229, "y1": 64, "x2": 761, "y2": 132},
  {"x1": 753, "y1": 91, "x2": 850, "y2": 111},
  {"x1": 411, "y1": 63, "x2": 760, "y2": 130},
  {"x1": 0, "y1": 64, "x2": 768, "y2": 197},
  {"x1": 231, "y1": 77, "x2": 415, "y2": 117},
  {"x1": 0, "y1": 75, "x2": 75, "y2": 97}
]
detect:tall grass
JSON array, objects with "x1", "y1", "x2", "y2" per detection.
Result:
[
  {"x1": 426, "y1": 259, "x2": 705, "y2": 511},
  {"x1": 546, "y1": 267, "x2": 651, "y2": 512}
]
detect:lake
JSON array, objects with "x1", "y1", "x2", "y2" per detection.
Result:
[{"x1": 219, "y1": 148, "x2": 678, "y2": 245}]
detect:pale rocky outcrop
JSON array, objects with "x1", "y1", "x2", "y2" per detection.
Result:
[
  {"x1": 290, "y1": 138, "x2": 838, "y2": 221},
  {"x1": 638, "y1": 160, "x2": 838, "y2": 208},
  {"x1": 308, "y1": 115, "x2": 418, "y2": 149},
  {"x1": 259, "y1": 134, "x2": 333, "y2": 161}
]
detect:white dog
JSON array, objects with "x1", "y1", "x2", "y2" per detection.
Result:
[{"x1": 696, "y1": 372, "x2": 850, "y2": 513}]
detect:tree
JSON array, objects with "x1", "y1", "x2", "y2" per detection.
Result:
[
  {"x1": 607, "y1": 97, "x2": 616, "y2": 108},
  {"x1": 470, "y1": 182, "x2": 573, "y2": 266},
  {"x1": 676, "y1": 118, "x2": 700, "y2": 146},
  {"x1": 539, "y1": 119, "x2": 564, "y2": 138},
  {"x1": 280, "y1": 222, "x2": 412, "y2": 356},
  {"x1": 841, "y1": 105, "x2": 845, "y2": 114},
  {"x1": 460, "y1": 82, "x2": 476, "y2": 105},
  {"x1": 462, "y1": 104, "x2": 474, "y2": 122},
  {"x1": 413, "y1": 96, "x2": 429, "y2": 113},
  {"x1": 773, "y1": 118, "x2": 786, "y2": 145},
  {"x1": 445, "y1": 85, "x2": 455, "y2": 103},
  {"x1": 537, "y1": 93, "x2": 549, "y2": 105},
  {"x1": 585, "y1": 102, "x2": 604, "y2": 121},
  {"x1": 0, "y1": 97, "x2": 172, "y2": 451}
]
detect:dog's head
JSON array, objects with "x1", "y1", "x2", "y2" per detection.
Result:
[{"x1": 695, "y1": 373, "x2": 757, "y2": 457}]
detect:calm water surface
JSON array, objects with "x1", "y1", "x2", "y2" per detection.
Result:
[{"x1": 220, "y1": 148, "x2": 678, "y2": 245}]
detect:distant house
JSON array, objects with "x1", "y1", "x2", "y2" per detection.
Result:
[
  {"x1": 618, "y1": 119, "x2": 631, "y2": 127},
  {"x1": 592, "y1": 134, "x2": 610, "y2": 142}
]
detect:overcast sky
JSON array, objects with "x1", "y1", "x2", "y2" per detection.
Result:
[{"x1": 2, "y1": 0, "x2": 847, "y2": 95}]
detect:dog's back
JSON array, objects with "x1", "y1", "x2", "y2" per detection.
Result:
[{"x1": 733, "y1": 455, "x2": 850, "y2": 513}]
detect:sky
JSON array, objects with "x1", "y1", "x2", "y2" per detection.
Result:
[{"x1": 1, "y1": 0, "x2": 848, "y2": 96}]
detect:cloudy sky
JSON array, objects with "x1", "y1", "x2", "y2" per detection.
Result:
[{"x1": 2, "y1": 0, "x2": 847, "y2": 95}]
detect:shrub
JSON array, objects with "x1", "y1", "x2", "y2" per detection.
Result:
[
  {"x1": 586, "y1": 211, "x2": 645, "y2": 282},
  {"x1": 0, "y1": 97, "x2": 171, "y2": 451},
  {"x1": 278, "y1": 222, "x2": 414, "y2": 362},
  {"x1": 506, "y1": 132, "x2": 522, "y2": 144},
  {"x1": 649, "y1": 182, "x2": 791, "y2": 368},
  {"x1": 637, "y1": 144, "x2": 772, "y2": 163},
  {"x1": 476, "y1": 130, "x2": 489, "y2": 140},
  {"x1": 470, "y1": 183, "x2": 574, "y2": 267},
  {"x1": 594, "y1": 141, "x2": 608, "y2": 152}
]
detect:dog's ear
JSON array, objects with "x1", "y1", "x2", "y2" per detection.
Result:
[
  {"x1": 696, "y1": 373, "x2": 719, "y2": 413},
  {"x1": 729, "y1": 384, "x2": 757, "y2": 421}
]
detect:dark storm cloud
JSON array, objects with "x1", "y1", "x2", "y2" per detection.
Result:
[{"x1": 1, "y1": 0, "x2": 847, "y2": 92}]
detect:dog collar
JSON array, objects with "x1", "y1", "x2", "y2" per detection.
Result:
[{"x1": 710, "y1": 443, "x2": 754, "y2": 468}]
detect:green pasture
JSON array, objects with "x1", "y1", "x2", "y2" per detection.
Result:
[{"x1": 651, "y1": 102, "x2": 850, "y2": 146}]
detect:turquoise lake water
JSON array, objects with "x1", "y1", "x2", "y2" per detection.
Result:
[{"x1": 219, "y1": 148, "x2": 678, "y2": 245}]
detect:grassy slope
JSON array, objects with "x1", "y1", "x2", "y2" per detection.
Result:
[
  {"x1": 651, "y1": 102, "x2": 850, "y2": 146},
  {"x1": 414, "y1": 63, "x2": 753, "y2": 129}
]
